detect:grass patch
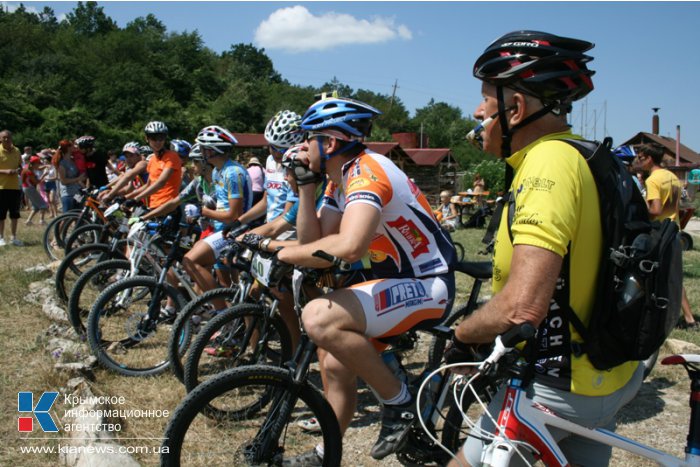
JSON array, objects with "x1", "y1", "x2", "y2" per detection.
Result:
[{"x1": 1, "y1": 220, "x2": 699, "y2": 465}]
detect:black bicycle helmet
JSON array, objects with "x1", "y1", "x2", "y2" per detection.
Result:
[{"x1": 473, "y1": 30, "x2": 595, "y2": 104}]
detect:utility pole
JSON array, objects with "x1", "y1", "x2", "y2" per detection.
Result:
[{"x1": 389, "y1": 79, "x2": 399, "y2": 111}]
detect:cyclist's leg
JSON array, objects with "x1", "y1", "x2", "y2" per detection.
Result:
[{"x1": 182, "y1": 233, "x2": 223, "y2": 307}]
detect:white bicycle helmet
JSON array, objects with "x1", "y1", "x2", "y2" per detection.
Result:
[
  {"x1": 188, "y1": 143, "x2": 204, "y2": 161},
  {"x1": 75, "y1": 135, "x2": 96, "y2": 149},
  {"x1": 196, "y1": 125, "x2": 238, "y2": 154},
  {"x1": 144, "y1": 121, "x2": 168, "y2": 135},
  {"x1": 281, "y1": 144, "x2": 304, "y2": 169},
  {"x1": 264, "y1": 110, "x2": 304, "y2": 148},
  {"x1": 122, "y1": 141, "x2": 141, "y2": 155}
]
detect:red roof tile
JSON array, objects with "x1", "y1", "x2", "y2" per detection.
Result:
[
  {"x1": 366, "y1": 142, "x2": 399, "y2": 156},
  {"x1": 404, "y1": 148, "x2": 450, "y2": 166}
]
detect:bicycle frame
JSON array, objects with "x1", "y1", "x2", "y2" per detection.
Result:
[{"x1": 465, "y1": 354, "x2": 700, "y2": 467}]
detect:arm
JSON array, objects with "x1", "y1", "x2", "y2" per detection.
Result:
[
  {"x1": 237, "y1": 195, "x2": 267, "y2": 224},
  {"x1": 296, "y1": 183, "x2": 324, "y2": 244},
  {"x1": 142, "y1": 197, "x2": 181, "y2": 220},
  {"x1": 103, "y1": 161, "x2": 147, "y2": 200},
  {"x1": 647, "y1": 199, "x2": 663, "y2": 217},
  {"x1": 444, "y1": 203, "x2": 459, "y2": 220},
  {"x1": 454, "y1": 244, "x2": 562, "y2": 344},
  {"x1": 202, "y1": 197, "x2": 243, "y2": 223},
  {"x1": 127, "y1": 167, "x2": 173, "y2": 200},
  {"x1": 57, "y1": 165, "x2": 85, "y2": 185},
  {"x1": 277, "y1": 202, "x2": 380, "y2": 268}
]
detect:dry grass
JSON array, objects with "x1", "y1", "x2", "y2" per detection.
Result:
[{"x1": 1, "y1": 222, "x2": 699, "y2": 466}]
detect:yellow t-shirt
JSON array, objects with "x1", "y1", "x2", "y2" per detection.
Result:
[
  {"x1": 645, "y1": 168, "x2": 681, "y2": 222},
  {"x1": 0, "y1": 145, "x2": 21, "y2": 190},
  {"x1": 493, "y1": 131, "x2": 638, "y2": 396}
]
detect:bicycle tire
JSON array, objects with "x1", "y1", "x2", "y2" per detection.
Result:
[
  {"x1": 64, "y1": 223, "x2": 104, "y2": 253},
  {"x1": 67, "y1": 259, "x2": 131, "y2": 335},
  {"x1": 58, "y1": 212, "x2": 95, "y2": 248},
  {"x1": 184, "y1": 303, "x2": 293, "y2": 393},
  {"x1": 161, "y1": 365, "x2": 342, "y2": 467},
  {"x1": 42, "y1": 213, "x2": 80, "y2": 261},
  {"x1": 168, "y1": 287, "x2": 241, "y2": 383},
  {"x1": 87, "y1": 275, "x2": 186, "y2": 377},
  {"x1": 54, "y1": 241, "x2": 127, "y2": 303},
  {"x1": 454, "y1": 241, "x2": 466, "y2": 262}
]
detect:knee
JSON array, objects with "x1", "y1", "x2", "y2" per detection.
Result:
[{"x1": 302, "y1": 300, "x2": 334, "y2": 344}]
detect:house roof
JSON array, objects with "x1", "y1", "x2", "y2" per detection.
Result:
[
  {"x1": 233, "y1": 133, "x2": 268, "y2": 148},
  {"x1": 366, "y1": 142, "x2": 399, "y2": 156},
  {"x1": 620, "y1": 132, "x2": 700, "y2": 165},
  {"x1": 228, "y1": 133, "x2": 452, "y2": 167},
  {"x1": 404, "y1": 148, "x2": 451, "y2": 166}
]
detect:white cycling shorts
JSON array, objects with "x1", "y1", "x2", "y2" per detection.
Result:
[{"x1": 348, "y1": 275, "x2": 452, "y2": 339}]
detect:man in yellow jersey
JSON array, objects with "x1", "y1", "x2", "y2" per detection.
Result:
[
  {"x1": 447, "y1": 31, "x2": 643, "y2": 466},
  {"x1": 637, "y1": 143, "x2": 698, "y2": 329}
]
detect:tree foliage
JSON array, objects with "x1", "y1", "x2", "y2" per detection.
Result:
[{"x1": 0, "y1": 2, "x2": 488, "y2": 173}]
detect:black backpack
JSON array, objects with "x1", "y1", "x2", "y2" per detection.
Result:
[{"x1": 506, "y1": 137, "x2": 683, "y2": 371}]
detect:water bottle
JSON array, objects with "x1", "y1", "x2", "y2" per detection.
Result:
[
  {"x1": 620, "y1": 273, "x2": 643, "y2": 307},
  {"x1": 382, "y1": 351, "x2": 408, "y2": 384}
]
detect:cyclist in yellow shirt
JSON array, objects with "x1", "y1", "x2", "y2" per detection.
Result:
[{"x1": 447, "y1": 31, "x2": 643, "y2": 467}]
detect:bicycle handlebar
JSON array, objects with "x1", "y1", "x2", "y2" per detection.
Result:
[{"x1": 311, "y1": 250, "x2": 353, "y2": 272}]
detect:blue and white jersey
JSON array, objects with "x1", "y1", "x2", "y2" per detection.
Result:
[
  {"x1": 264, "y1": 154, "x2": 295, "y2": 222},
  {"x1": 212, "y1": 159, "x2": 253, "y2": 231}
]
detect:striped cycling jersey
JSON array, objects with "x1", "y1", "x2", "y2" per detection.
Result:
[
  {"x1": 321, "y1": 149, "x2": 456, "y2": 279},
  {"x1": 211, "y1": 159, "x2": 253, "y2": 232}
]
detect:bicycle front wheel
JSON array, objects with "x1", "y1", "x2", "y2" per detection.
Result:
[
  {"x1": 67, "y1": 259, "x2": 131, "y2": 335},
  {"x1": 184, "y1": 302, "x2": 293, "y2": 392},
  {"x1": 43, "y1": 213, "x2": 79, "y2": 261},
  {"x1": 87, "y1": 276, "x2": 186, "y2": 376},
  {"x1": 168, "y1": 287, "x2": 242, "y2": 384},
  {"x1": 161, "y1": 365, "x2": 342, "y2": 467}
]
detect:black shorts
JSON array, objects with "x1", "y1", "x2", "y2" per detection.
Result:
[{"x1": 0, "y1": 189, "x2": 21, "y2": 220}]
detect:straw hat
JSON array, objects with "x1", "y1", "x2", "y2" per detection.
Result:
[{"x1": 247, "y1": 157, "x2": 262, "y2": 167}]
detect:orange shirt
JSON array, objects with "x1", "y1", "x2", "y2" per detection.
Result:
[{"x1": 146, "y1": 151, "x2": 182, "y2": 208}]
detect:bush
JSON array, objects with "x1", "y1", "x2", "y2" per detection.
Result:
[{"x1": 463, "y1": 159, "x2": 506, "y2": 196}]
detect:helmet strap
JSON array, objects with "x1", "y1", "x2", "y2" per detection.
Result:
[{"x1": 496, "y1": 86, "x2": 558, "y2": 189}]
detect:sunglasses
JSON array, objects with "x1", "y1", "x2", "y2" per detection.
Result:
[{"x1": 147, "y1": 134, "x2": 167, "y2": 141}]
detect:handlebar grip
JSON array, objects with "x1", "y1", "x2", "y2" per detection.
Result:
[
  {"x1": 500, "y1": 323, "x2": 537, "y2": 348},
  {"x1": 311, "y1": 250, "x2": 352, "y2": 271}
]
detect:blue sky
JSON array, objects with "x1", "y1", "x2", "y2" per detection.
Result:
[{"x1": 7, "y1": 2, "x2": 700, "y2": 150}]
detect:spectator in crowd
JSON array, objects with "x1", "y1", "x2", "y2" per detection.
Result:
[
  {"x1": 53, "y1": 139, "x2": 86, "y2": 213},
  {"x1": 21, "y1": 146, "x2": 32, "y2": 167},
  {"x1": 0, "y1": 130, "x2": 23, "y2": 246},
  {"x1": 41, "y1": 151, "x2": 59, "y2": 218},
  {"x1": 636, "y1": 143, "x2": 698, "y2": 330},
  {"x1": 246, "y1": 154, "x2": 265, "y2": 205},
  {"x1": 435, "y1": 190, "x2": 459, "y2": 231},
  {"x1": 21, "y1": 156, "x2": 48, "y2": 225},
  {"x1": 106, "y1": 150, "x2": 120, "y2": 181}
]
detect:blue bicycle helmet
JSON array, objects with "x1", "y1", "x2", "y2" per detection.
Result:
[
  {"x1": 170, "y1": 139, "x2": 192, "y2": 158},
  {"x1": 612, "y1": 145, "x2": 636, "y2": 165},
  {"x1": 300, "y1": 98, "x2": 381, "y2": 140}
]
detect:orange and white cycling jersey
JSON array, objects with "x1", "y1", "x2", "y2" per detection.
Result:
[{"x1": 321, "y1": 149, "x2": 456, "y2": 278}]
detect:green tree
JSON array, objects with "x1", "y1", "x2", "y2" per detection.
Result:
[{"x1": 66, "y1": 1, "x2": 117, "y2": 36}]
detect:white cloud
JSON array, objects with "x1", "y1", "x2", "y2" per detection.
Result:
[
  {"x1": 1, "y1": 2, "x2": 66, "y2": 20},
  {"x1": 254, "y1": 6, "x2": 412, "y2": 53},
  {"x1": 1, "y1": 1, "x2": 39, "y2": 14}
]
